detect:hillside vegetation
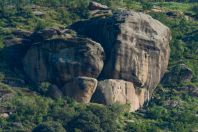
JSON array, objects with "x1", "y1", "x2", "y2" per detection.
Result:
[{"x1": 0, "y1": 0, "x2": 198, "y2": 131}]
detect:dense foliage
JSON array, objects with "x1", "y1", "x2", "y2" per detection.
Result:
[
  {"x1": 0, "y1": 0, "x2": 198, "y2": 132},
  {"x1": 0, "y1": 87, "x2": 126, "y2": 131}
]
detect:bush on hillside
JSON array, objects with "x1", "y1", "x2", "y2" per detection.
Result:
[{"x1": 33, "y1": 121, "x2": 66, "y2": 132}]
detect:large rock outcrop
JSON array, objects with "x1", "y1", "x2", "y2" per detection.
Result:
[
  {"x1": 9, "y1": 8, "x2": 171, "y2": 110},
  {"x1": 70, "y1": 10, "x2": 171, "y2": 108},
  {"x1": 23, "y1": 34, "x2": 104, "y2": 85}
]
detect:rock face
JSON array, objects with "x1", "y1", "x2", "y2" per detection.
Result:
[
  {"x1": 23, "y1": 35, "x2": 104, "y2": 85},
  {"x1": 70, "y1": 10, "x2": 171, "y2": 96},
  {"x1": 62, "y1": 77, "x2": 97, "y2": 103},
  {"x1": 92, "y1": 79, "x2": 146, "y2": 111}
]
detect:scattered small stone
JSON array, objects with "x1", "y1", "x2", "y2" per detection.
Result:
[
  {"x1": 0, "y1": 113, "x2": 9, "y2": 118},
  {"x1": 33, "y1": 11, "x2": 45, "y2": 17}
]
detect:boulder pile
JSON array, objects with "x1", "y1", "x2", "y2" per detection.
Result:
[{"x1": 5, "y1": 2, "x2": 171, "y2": 111}]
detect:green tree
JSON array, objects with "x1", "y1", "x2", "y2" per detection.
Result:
[
  {"x1": 33, "y1": 121, "x2": 66, "y2": 132},
  {"x1": 0, "y1": 0, "x2": 5, "y2": 16}
]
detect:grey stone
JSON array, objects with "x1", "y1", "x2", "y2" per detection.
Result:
[{"x1": 62, "y1": 76, "x2": 97, "y2": 103}]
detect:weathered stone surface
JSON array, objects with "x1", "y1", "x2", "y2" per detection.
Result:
[
  {"x1": 62, "y1": 77, "x2": 97, "y2": 103},
  {"x1": 70, "y1": 10, "x2": 171, "y2": 96},
  {"x1": 23, "y1": 34, "x2": 104, "y2": 85},
  {"x1": 0, "y1": 113, "x2": 9, "y2": 118},
  {"x1": 91, "y1": 79, "x2": 146, "y2": 111},
  {"x1": 89, "y1": 10, "x2": 112, "y2": 17},
  {"x1": 88, "y1": 1, "x2": 109, "y2": 10}
]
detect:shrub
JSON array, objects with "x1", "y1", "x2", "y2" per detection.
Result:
[
  {"x1": 66, "y1": 111, "x2": 102, "y2": 132},
  {"x1": 65, "y1": 104, "x2": 125, "y2": 132},
  {"x1": 33, "y1": 121, "x2": 66, "y2": 132},
  {"x1": 8, "y1": 94, "x2": 51, "y2": 124},
  {"x1": 146, "y1": 106, "x2": 169, "y2": 120},
  {"x1": 0, "y1": 37, "x2": 3, "y2": 48},
  {"x1": 34, "y1": 20, "x2": 48, "y2": 31},
  {"x1": 37, "y1": 82, "x2": 51, "y2": 95},
  {"x1": 125, "y1": 122, "x2": 161, "y2": 132},
  {"x1": 191, "y1": 5, "x2": 198, "y2": 19},
  {"x1": 142, "y1": 2, "x2": 153, "y2": 11}
]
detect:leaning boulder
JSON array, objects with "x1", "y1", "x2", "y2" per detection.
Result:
[
  {"x1": 62, "y1": 77, "x2": 97, "y2": 103},
  {"x1": 23, "y1": 31, "x2": 104, "y2": 85},
  {"x1": 91, "y1": 79, "x2": 146, "y2": 111}
]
